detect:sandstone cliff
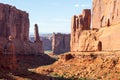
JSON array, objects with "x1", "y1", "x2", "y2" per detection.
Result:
[
  {"x1": 92, "y1": 0, "x2": 120, "y2": 51},
  {"x1": 0, "y1": 3, "x2": 44, "y2": 54},
  {"x1": 52, "y1": 33, "x2": 70, "y2": 54},
  {"x1": 71, "y1": 9, "x2": 102, "y2": 52},
  {"x1": 0, "y1": 3, "x2": 29, "y2": 40},
  {"x1": 0, "y1": 35, "x2": 18, "y2": 70},
  {"x1": 71, "y1": 0, "x2": 120, "y2": 52},
  {"x1": 92, "y1": 0, "x2": 120, "y2": 28},
  {"x1": 0, "y1": 3, "x2": 44, "y2": 71}
]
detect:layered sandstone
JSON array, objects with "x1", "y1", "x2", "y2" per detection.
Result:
[
  {"x1": 34, "y1": 24, "x2": 41, "y2": 42},
  {"x1": 92, "y1": 0, "x2": 120, "y2": 28},
  {"x1": 0, "y1": 3, "x2": 44, "y2": 54},
  {"x1": 15, "y1": 24, "x2": 44, "y2": 54},
  {"x1": 33, "y1": 24, "x2": 44, "y2": 53},
  {"x1": 52, "y1": 33, "x2": 70, "y2": 54},
  {"x1": 0, "y1": 35, "x2": 18, "y2": 70},
  {"x1": 92, "y1": 0, "x2": 120, "y2": 50},
  {"x1": 98, "y1": 24, "x2": 120, "y2": 50},
  {"x1": 0, "y1": 3, "x2": 29, "y2": 40},
  {"x1": 71, "y1": 9, "x2": 102, "y2": 52}
]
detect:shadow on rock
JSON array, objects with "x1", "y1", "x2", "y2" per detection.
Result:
[{"x1": 17, "y1": 53, "x2": 56, "y2": 69}]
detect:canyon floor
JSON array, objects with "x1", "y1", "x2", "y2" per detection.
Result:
[{"x1": 1, "y1": 51, "x2": 120, "y2": 80}]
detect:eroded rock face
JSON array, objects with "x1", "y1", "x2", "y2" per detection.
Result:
[
  {"x1": 34, "y1": 24, "x2": 40, "y2": 42},
  {"x1": 0, "y1": 3, "x2": 44, "y2": 54},
  {"x1": 52, "y1": 33, "x2": 70, "y2": 54},
  {"x1": 33, "y1": 24, "x2": 44, "y2": 53},
  {"x1": 71, "y1": 0, "x2": 120, "y2": 52},
  {"x1": 0, "y1": 3, "x2": 29, "y2": 40},
  {"x1": 92, "y1": 0, "x2": 120, "y2": 50},
  {"x1": 0, "y1": 35, "x2": 18, "y2": 70},
  {"x1": 71, "y1": 9, "x2": 101, "y2": 52},
  {"x1": 92, "y1": 0, "x2": 120, "y2": 28}
]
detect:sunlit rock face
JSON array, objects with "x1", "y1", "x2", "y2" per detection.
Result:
[
  {"x1": 70, "y1": 9, "x2": 102, "y2": 52},
  {"x1": 71, "y1": 0, "x2": 120, "y2": 52},
  {"x1": 0, "y1": 3, "x2": 44, "y2": 54},
  {"x1": 52, "y1": 33, "x2": 70, "y2": 54},
  {"x1": 92, "y1": 0, "x2": 120, "y2": 28},
  {"x1": 0, "y1": 3, "x2": 29, "y2": 40},
  {"x1": 92, "y1": 0, "x2": 120, "y2": 51}
]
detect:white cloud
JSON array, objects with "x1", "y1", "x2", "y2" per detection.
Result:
[
  {"x1": 74, "y1": 4, "x2": 80, "y2": 7},
  {"x1": 74, "y1": 4, "x2": 90, "y2": 8},
  {"x1": 81, "y1": 4, "x2": 89, "y2": 7}
]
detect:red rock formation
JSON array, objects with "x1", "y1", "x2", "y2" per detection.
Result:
[
  {"x1": 92, "y1": 0, "x2": 120, "y2": 51},
  {"x1": 71, "y1": 9, "x2": 101, "y2": 52},
  {"x1": 0, "y1": 35, "x2": 18, "y2": 70},
  {"x1": 0, "y1": 3, "x2": 29, "y2": 41},
  {"x1": 92, "y1": 0, "x2": 120, "y2": 28},
  {"x1": 71, "y1": 0, "x2": 120, "y2": 52},
  {"x1": 82, "y1": 9, "x2": 91, "y2": 30},
  {"x1": 34, "y1": 24, "x2": 40, "y2": 42},
  {"x1": 0, "y1": 3, "x2": 44, "y2": 54},
  {"x1": 52, "y1": 33, "x2": 70, "y2": 54},
  {"x1": 33, "y1": 24, "x2": 44, "y2": 53}
]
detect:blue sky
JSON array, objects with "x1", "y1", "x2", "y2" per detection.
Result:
[{"x1": 0, "y1": 0, "x2": 92, "y2": 34}]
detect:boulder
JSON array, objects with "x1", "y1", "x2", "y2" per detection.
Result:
[{"x1": 59, "y1": 53, "x2": 74, "y2": 62}]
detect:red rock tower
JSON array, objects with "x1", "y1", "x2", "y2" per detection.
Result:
[
  {"x1": 71, "y1": 9, "x2": 92, "y2": 52},
  {"x1": 34, "y1": 24, "x2": 40, "y2": 42}
]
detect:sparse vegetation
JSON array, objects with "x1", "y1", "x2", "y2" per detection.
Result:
[
  {"x1": 45, "y1": 50, "x2": 53, "y2": 54},
  {"x1": 97, "y1": 76, "x2": 102, "y2": 79}
]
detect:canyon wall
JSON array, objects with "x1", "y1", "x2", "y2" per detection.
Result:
[
  {"x1": 92, "y1": 0, "x2": 120, "y2": 50},
  {"x1": 71, "y1": 9, "x2": 102, "y2": 52},
  {"x1": 0, "y1": 3, "x2": 44, "y2": 54},
  {"x1": 0, "y1": 35, "x2": 18, "y2": 70},
  {"x1": 0, "y1": 3, "x2": 29, "y2": 41},
  {"x1": 52, "y1": 33, "x2": 70, "y2": 54},
  {"x1": 92, "y1": 0, "x2": 120, "y2": 28},
  {"x1": 71, "y1": 0, "x2": 120, "y2": 52},
  {"x1": 0, "y1": 3, "x2": 44, "y2": 70}
]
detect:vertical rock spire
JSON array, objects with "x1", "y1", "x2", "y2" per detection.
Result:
[{"x1": 34, "y1": 24, "x2": 40, "y2": 42}]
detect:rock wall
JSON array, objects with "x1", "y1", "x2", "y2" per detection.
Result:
[
  {"x1": 0, "y1": 3, "x2": 29, "y2": 40},
  {"x1": 13, "y1": 24, "x2": 44, "y2": 54},
  {"x1": 0, "y1": 3, "x2": 44, "y2": 54},
  {"x1": 41, "y1": 36, "x2": 52, "y2": 50},
  {"x1": 0, "y1": 3, "x2": 44, "y2": 70},
  {"x1": 0, "y1": 35, "x2": 18, "y2": 70},
  {"x1": 33, "y1": 24, "x2": 44, "y2": 53},
  {"x1": 52, "y1": 33, "x2": 70, "y2": 54},
  {"x1": 92, "y1": 0, "x2": 120, "y2": 50},
  {"x1": 71, "y1": 0, "x2": 120, "y2": 52},
  {"x1": 71, "y1": 9, "x2": 101, "y2": 52},
  {"x1": 92, "y1": 0, "x2": 120, "y2": 28}
]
